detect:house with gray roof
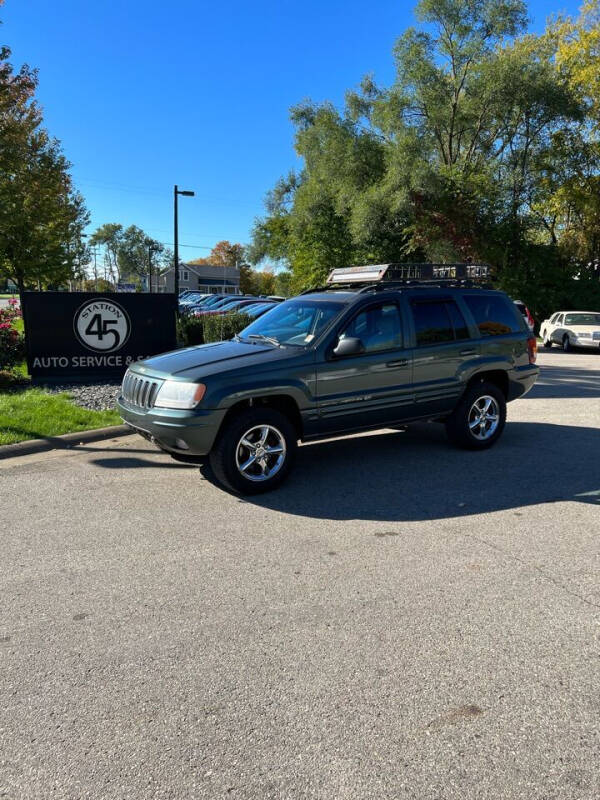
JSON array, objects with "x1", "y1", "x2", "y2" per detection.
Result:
[{"x1": 159, "y1": 263, "x2": 240, "y2": 294}]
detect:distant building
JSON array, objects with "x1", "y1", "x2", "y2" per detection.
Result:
[{"x1": 159, "y1": 263, "x2": 240, "y2": 294}]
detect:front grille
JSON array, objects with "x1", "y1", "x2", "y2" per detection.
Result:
[{"x1": 121, "y1": 371, "x2": 162, "y2": 409}]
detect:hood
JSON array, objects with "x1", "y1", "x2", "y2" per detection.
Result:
[{"x1": 130, "y1": 339, "x2": 293, "y2": 380}]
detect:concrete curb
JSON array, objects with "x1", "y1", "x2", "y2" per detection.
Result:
[{"x1": 0, "y1": 425, "x2": 132, "y2": 460}]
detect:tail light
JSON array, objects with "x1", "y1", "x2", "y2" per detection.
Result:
[
  {"x1": 527, "y1": 335, "x2": 537, "y2": 364},
  {"x1": 526, "y1": 308, "x2": 535, "y2": 329}
]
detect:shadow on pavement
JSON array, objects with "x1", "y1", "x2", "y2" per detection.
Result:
[
  {"x1": 527, "y1": 363, "x2": 600, "y2": 399},
  {"x1": 238, "y1": 421, "x2": 600, "y2": 522},
  {"x1": 92, "y1": 456, "x2": 195, "y2": 470}
]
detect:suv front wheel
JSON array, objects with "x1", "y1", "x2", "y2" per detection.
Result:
[
  {"x1": 209, "y1": 407, "x2": 297, "y2": 494},
  {"x1": 445, "y1": 381, "x2": 507, "y2": 450}
]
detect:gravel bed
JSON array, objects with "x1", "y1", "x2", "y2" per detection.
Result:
[{"x1": 43, "y1": 381, "x2": 121, "y2": 411}]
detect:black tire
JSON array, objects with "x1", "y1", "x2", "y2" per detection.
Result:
[
  {"x1": 562, "y1": 335, "x2": 572, "y2": 353},
  {"x1": 542, "y1": 334, "x2": 553, "y2": 349},
  {"x1": 445, "y1": 380, "x2": 507, "y2": 450},
  {"x1": 208, "y1": 407, "x2": 297, "y2": 494}
]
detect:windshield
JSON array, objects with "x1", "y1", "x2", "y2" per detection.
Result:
[
  {"x1": 237, "y1": 299, "x2": 344, "y2": 346},
  {"x1": 564, "y1": 313, "x2": 600, "y2": 326}
]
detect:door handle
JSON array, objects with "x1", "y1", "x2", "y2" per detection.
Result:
[
  {"x1": 460, "y1": 349, "x2": 477, "y2": 356},
  {"x1": 386, "y1": 359, "x2": 409, "y2": 367}
]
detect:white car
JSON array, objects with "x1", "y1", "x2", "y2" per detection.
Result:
[{"x1": 540, "y1": 310, "x2": 600, "y2": 351}]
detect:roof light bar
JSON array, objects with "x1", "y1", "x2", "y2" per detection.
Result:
[
  {"x1": 326, "y1": 265, "x2": 391, "y2": 285},
  {"x1": 326, "y1": 263, "x2": 490, "y2": 285}
]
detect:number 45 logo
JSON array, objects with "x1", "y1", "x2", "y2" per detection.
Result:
[{"x1": 74, "y1": 299, "x2": 131, "y2": 353}]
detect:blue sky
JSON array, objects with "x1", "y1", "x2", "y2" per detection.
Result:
[{"x1": 3, "y1": 0, "x2": 582, "y2": 263}]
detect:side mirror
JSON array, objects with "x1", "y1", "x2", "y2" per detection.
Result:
[{"x1": 332, "y1": 336, "x2": 365, "y2": 358}]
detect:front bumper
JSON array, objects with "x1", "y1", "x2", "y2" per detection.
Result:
[
  {"x1": 116, "y1": 397, "x2": 226, "y2": 456},
  {"x1": 573, "y1": 338, "x2": 600, "y2": 349}
]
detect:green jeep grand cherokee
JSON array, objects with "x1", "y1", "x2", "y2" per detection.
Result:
[{"x1": 117, "y1": 265, "x2": 538, "y2": 494}]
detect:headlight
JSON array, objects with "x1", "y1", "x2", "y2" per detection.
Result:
[{"x1": 154, "y1": 381, "x2": 206, "y2": 409}]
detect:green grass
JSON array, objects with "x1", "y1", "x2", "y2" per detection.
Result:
[{"x1": 0, "y1": 388, "x2": 121, "y2": 445}]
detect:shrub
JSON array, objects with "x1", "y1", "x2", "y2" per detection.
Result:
[
  {"x1": 0, "y1": 300, "x2": 25, "y2": 371},
  {"x1": 177, "y1": 311, "x2": 252, "y2": 347},
  {"x1": 202, "y1": 312, "x2": 251, "y2": 343},
  {"x1": 178, "y1": 314, "x2": 205, "y2": 347}
]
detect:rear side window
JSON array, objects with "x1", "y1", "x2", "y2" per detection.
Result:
[
  {"x1": 411, "y1": 300, "x2": 470, "y2": 346},
  {"x1": 464, "y1": 295, "x2": 521, "y2": 337}
]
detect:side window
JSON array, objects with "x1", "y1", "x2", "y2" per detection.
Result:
[
  {"x1": 411, "y1": 301, "x2": 455, "y2": 345},
  {"x1": 340, "y1": 303, "x2": 402, "y2": 353},
  {"x1": 556, "y1": 314, "x2": 564, "y2": 325},
  {"x1": 445, "y1": 300, "x2": 470, "y2": 340},
  {"x1": 463, "y1": 295, "x2": 520, "y2": 337},
  {"x1": 550, "y1": 313, "x2": 559, "y2": 324}
]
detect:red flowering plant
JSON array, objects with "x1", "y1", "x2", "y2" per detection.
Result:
[{"x1": 0, "y1": 299, "x2": 25, "y2": 371}]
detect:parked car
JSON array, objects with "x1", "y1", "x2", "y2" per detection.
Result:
[
  {"x1": 185, "y1": 294, "x2": 235, "y2": 314},
  {"x1": 203, "y1": 298, "x2": 266, "y2": 316},
  {"x1": 179, "y1": 292, "x2": 209, "y2": 307},
  {"x1": 242, "y1": 302, "x2": 278, "y2": 319},
  {"x1": 513, "y1": 300, "x2": 535, "y2": 332},
  {"x1": 119, "y1": 264, "x2": 538, "y2": 494},
  {"x1": 193, "y1": 296, "x2": 257, "y2": 316},
  {"x1": 540, "y1": 310, "x2": 600, "y2": 351}
]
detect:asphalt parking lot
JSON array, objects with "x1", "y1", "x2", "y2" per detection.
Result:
[{"x1": 1, "y1": 349, "x2": 599, "y2": 800}]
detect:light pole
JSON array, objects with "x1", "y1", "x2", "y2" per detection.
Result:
[
  {"x1": 173, "y1": 185, "x2": 195, "y2": 300},
  {"x1": 147, "y1": 244, "x2": 159, "y2": 293}
]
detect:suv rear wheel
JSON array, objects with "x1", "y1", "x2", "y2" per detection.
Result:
[
  {"x1": 208, "y1": 407, "x2": 297, "y2": 494},
  {"x1": 445, "y1": 381, "x2": 506, "y2": 450}
]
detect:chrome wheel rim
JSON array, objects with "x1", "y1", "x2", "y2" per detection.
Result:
[
  {"x1": 468, "y1": 395, "x2": 500, "y2": 441},
  {"x1": 235, "y1": 424, "x2": 286, "y2": 482}
]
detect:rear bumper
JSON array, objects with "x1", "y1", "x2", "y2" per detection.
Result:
[
  {"x1": 507, "y1": 364, "x2": 539, "y2": 401},
  {"x1": 116, "y1": 397, "x2": 226, "y2": 456}
]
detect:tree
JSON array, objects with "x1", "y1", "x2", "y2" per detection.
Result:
[
  {"x1": 88, "y1": 223, "x2": 165, "y2": 288},
  {"x1": 117, "y1": 225, "x2": 164, "y2": 284},
  {"x1": 274, "y1": 270, "x2": 293, "y2": 297},
  {"x1": 89, "y1": 223, "x2": 123, "y2": 285},
  {"x1": 189, "y1": 240, "x2": 245, "y2": 267},
  {"x1": 239, "y1": 263, "x2": 257, "y2": 294},
  {"x1": 251, "y1": 0, "x2": 583, "y2": 304},
  {"x1": 254, "y1": 267, "x2": 277, "y2": 296},
  {"x1": 83, "y1": 277, "x2": 114, "y2": 292},
  {"x1": 0, "y1": 17, "x2": 88, "y2": 297},
  {"x1": 539, "y1": 1, "x2": 600, "y2": 271}
]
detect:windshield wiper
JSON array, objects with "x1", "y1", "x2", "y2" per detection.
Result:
[{"x1": 247, "y1": 333, "x2": 281, "y2": 347}]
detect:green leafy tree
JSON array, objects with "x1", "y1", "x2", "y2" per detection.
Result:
[
  {"x1": 252, "y1": 0, "x2": 583, "y2": 303},
  {"x1": 239, "y1": 263, "x2": 258, "y2": 294},
  {"x1": 274, "y1": 270, "x2": 293, "y2": 297},
  {"x1": 89, "y1": 223, "x2": 123, "y2": 285},
  {"x1": 117, "y1": 225, "x2": 164, "y2": 284},
  {"x1": 89, "y1": 223, "x2": 165, "y2": 287}
]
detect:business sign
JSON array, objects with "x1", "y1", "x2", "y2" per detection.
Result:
[{"x1": 22, "y1": 292, "x2": 177, "y2": 378}]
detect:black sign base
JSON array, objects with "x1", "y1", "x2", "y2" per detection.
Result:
[{"x1": 22, "y1": 292, "x2": 177, "y2": 379}]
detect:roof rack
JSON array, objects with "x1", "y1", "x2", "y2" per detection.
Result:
[
  {"x1": 300, "y1": 263, "x2": 492, "y2": 295},
  {"x1": 327, "y1": 263, "x2": 490, "y2": 284}
]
